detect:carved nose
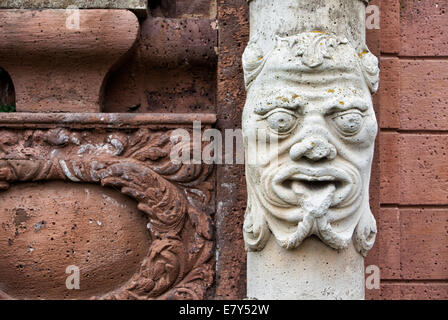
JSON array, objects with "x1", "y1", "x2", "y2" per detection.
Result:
[{"x1": 289, "y1": 137, "x2": 337, "y2": 161}]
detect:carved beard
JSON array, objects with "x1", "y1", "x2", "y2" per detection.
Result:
[{"x1": 243, "y1": 153, "x2": 373, "y2": 252}]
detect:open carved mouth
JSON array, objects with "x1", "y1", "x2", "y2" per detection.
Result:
[{"x1": 271, "y1": 167, "x2": 357, "y2": 209}]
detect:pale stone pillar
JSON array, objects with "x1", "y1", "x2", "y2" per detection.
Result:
[{"x1": 242, "y1": 0, "x2": 379, "y2": 300}]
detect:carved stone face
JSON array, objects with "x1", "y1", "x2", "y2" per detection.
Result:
[{"x1": 242, "y1": 32, "x2": 379, "y2": 255}]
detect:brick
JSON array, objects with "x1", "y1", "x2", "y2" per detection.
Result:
[
  {"x1": 380, "y1": 132, "x2": 400, "y2": 204},
  {"x1": 400, "y1": 0, "x2": 448, "y2": 56},
  {"x1": 104, "y1": 17, "x2": 218, "y2": 113},
  {"x1": 399, "y1": 135, "x2": 448, "y2": 205},
  {"x1": 380, "y1": 0, "x2": 400, "y2": 53},
  {"x1": 379, "y1": 57, "x2": 400, "y2": 129},
  {"x1": 400, "y1": 60, "x2": 448, "y2": 130},
  {"x1": 400, "y1": 209, "x2": 448, "y2": 279},
  {"x1": 379, "y1": 208, "x2": 401, "y2": 279}
]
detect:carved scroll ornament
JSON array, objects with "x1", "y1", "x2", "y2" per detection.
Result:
[{"x1": 0, "y1": 118, "x2": 215, "y2": 300}]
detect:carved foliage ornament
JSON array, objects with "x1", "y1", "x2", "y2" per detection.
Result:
[
  {"x1": 0, "y1": 126, "x2": 214, "y2": 299},
  {"x1": 242, "y1": 26, "x2": 380, "y2": 255}
]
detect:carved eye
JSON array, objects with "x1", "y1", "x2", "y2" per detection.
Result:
[
  {"x1": 331, "y1": 110, "x2": 364, "y2": 135},
  {"x1": 265, "y1": 110, "x2": 297, "y2": 134}
]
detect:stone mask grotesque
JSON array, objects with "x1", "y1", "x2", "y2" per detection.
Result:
[{"x1": 242, "y1": 31, "x2": 380, "y2": 256}]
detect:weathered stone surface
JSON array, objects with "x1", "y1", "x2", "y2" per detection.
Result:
[
  {"x1": 378, "y1": 208, "x2": 401, "y2": 279},
  {"x1": 380, "y1": 133, "x2": 448, "y2": 205},
  {"x1": 214, "y1": 0, "x2": 249, "y2": 300},
  {"x1": 363, "y1": 0, "x2": 381, "y2": 301},
  {"x1": 0, "y1": 9, "x2": 139, "y2": 112},
  {"x1": 0, "y1": 181, "x2": 150, "y2": 300},
  {"x1": 103, "y1": 17, "x2": 217, "y2": 114},
  {"x1": 0, "y1": 0, "x2": 146, "y2": 9},
  {"x1": 150, "y1": 0, "x2": 217, "y2": 19}
]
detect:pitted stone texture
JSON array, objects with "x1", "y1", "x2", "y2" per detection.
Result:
[
  {"x1": 214, "y1": 0, "x2": 250, "y2": 300},
  {"x1": 379, "y1": 283, "x2": 448, "y2": 300},
  {"x1": 400, "y1": 0, "x2": 448, "y2": 56},
  {"x1": 379, "y1": 132, "x2": 400, "y2": 204},
  {"x1": 400, "y1": 60, "x2": 448, "y2": 130},
  {"x1": 0, "y1": 0, "x2": 146, "y2": 9},
  {"x1": 0, "y1": 68, "x2": 14, "y2": 107},
  {"x1": 247, "y1": 237, "x2": 365, "y2": 300},
  {"x1": 380, "y1": 0, "x2": 400, "y2": 54},
  {"x1": 150, "y1": 0, "x2": 217, "y2": 19},
  {"x1": 0, "y1": 119, "x2": 215, "y2": 300},
  {"x1": 400, "y1": 209, "x2": 448, "y2": 280},
  {"x1": 0, "y1": 181, "x2": 150, "y2": 300},
  {"x1": 399, "y1": 135, "x2": 448, "y2": 205},
  {"x1": 0, "y1": 9, "x2": 139, "y2": 112}
]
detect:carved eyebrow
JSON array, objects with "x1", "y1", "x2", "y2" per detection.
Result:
[
  {"x1": 254, "y1": 95, "x2": 306, "y2": 115},
  {"x1": 324, "y1": 99, "x2": 370, "y2": 115}
]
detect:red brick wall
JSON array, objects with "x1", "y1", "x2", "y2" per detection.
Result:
[{"x1": 372, "y1": 0, "x2": 448, "y2": 299}]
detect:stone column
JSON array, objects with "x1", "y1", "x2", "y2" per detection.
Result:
[{"x1": 242, "y1": 0, "x2": 380, "y2": 300}]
